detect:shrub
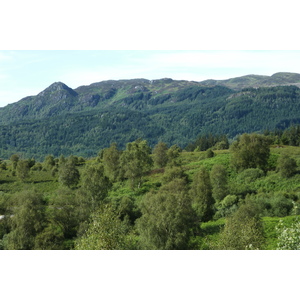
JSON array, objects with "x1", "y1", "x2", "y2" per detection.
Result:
[
  {"x1": 276, "y1": 218, "x2": 300, "y2": 250},
  {"x1": 269, "y1": 194, "x2": 294, "y2": 217},
  {"x1": 217, "y1": 201, "x2": 265, "y2": 250},
  {"x1": 276, "y1": 154, "x2": 297, "y2": 178},
  {"x1": 236, "y1": 168, "x2": 265, "y2": 184}
]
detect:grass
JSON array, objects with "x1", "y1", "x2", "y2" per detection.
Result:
[
  {"x1": 263, "y1": 215, "x2": 300, "y2": 250},
  {"x1": 196, "y1": 215, "x2": 300, "y2": 250},
  {"x1": 0, "y1": 169, "x2": 59, "y2": 195},
  {"x1": 2, "y1": 146, "x2": 300, "y2": 250}
]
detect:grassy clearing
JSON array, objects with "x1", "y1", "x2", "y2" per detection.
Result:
[{"x1": 0, "y1": 169, "x2": 59, "y2": 195}]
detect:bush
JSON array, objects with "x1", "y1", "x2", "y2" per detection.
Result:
[
  {"x1": 276, "y1": 218, "x2": 300, "y2": 250},
  {"x1": 214, "y1": 195, "x2": 239, "y2": 219},
  {"x1": 236, "y1": 168, "x2": 265, "y2": 184},
  {"x1": 206, "y1": 149, "x2": 215, "y2": 158},
  {"x1": 217, "y1": 201, "x2": 265, "y2": 250},
  {"x1": 231, "y1": 133, "x2": 271, "y2": 172},
  {"x1": 276, "y1": 154, "x2": 297, "y2": 178},
  {"x1": 269, "y1": 194, "x2": 294, "y2": 217}
]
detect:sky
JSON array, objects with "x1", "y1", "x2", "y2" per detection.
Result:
[{"x1": 2, "y1": 50, "x2": 300, "y2": 107}]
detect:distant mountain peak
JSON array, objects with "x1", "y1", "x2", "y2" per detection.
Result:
[{"x1": 38, "y1": 82, "x2": 77, "y2": 97}]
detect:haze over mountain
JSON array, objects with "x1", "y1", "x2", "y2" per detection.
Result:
[{"x1": 1, "y1": 72, "x2": 300, "y2": 159}]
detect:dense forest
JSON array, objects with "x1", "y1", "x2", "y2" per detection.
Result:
[
  {"x1": 1, "y1": 127, "x2": 300, "y2": 250},
  {"x1": 2, "y1": 76, "x2": 300, "y2": 159}
]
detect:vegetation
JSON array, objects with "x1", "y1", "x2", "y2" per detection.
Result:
[
  {"x1": 2, "y1": 77, "x2": 300, "y2": 159},
  {"x1": 1, "y1": 129, "x2": 300, "y2": 250},
  {"x1": 3, "y1": 75, "x2": 300, "y2": 250}
]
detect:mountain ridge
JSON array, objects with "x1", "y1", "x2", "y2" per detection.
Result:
[
  {"x1": 2, "y1": 72, "x2": 300, "y2": 124},
  {"x1": 1, "y1": 72, "x2": 300, "y2": 159}
]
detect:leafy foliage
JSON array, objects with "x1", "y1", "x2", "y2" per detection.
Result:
[
  {"x1": 210, "y1": 164, "x2": 229, "y2": 204},
  {"x1": 80, "y1": 163, "x2": 112, "y2": 207},
  {"x1": 136, "y1": 179, "x2": 197, "y2": 250},
  {"x1": 152, "y1": 142, "x2": 169, "y2": 168},
  {"x1": 276, "y1": 218, "x2": 300, "y2": 250},
  {"x1": 231, "y1": 133, "x2": 271, "y2": 172},
  {"x1": 58, "y1": 160, "x2": 80, "y2": 188},
  {"x1": 276, "y1": 154, "x2": 297, "y2": 178},
  {"x1": 1, "y1": 129, "x2": 300, "y2": 250},
  {"x1": 190, "y1": 167, "x2": 215, "y2": 222},
  {"x1": 75, "y1": 204, "x2": 131, "y2": 250},
  {"x1": 3, "y1": 190, "x2": 45, "y2": 250},
  {"x1": 217, "y1": 201, "x2": 265, "y2": 250},
  {"x1": 119, "y1": 140, "x2": 153, "y2": 189}
]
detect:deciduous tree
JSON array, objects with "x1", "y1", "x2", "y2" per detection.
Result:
[
  {"x1": 277, "y1": 154, "x2": 297, "y2": 178},
  {"x1": 120, "y1": 140, "x2": 153, "y2": 189},
  {"x1": 16, "y1": 160, "x2": 30, "y2": 182},
  {"x1": 58, "y1": 160, "x2": 80, "y2": 188},
  {"x1": 80, "y1": 163, "x2": 112, "y2": 208},
  {"x1": 136, "y1": 179, "x2": 197, "y2": 250},
  {"x1": 218, "y1": 201, "x2": 265, "y2": 250},
  {"x1": 190, "y1": 167, "x2": 215, "y2": 222},
  {"x1": 153, "y1": 142, "x2": 169, "y2": 168},
  {"x1": 75, "y1": 204, "x2": 131, "y2": 250},
  {"x1": 210, "y1": 164, "x2": 229, "y2": 204},
  {"x1": 3, "y1": 190, "x2": 45, "y2": 250},
  {"x1": 102, "y1": 143, "x2": 121, "y2": 182},
  {"x1": 230, "y1": 133, "x2": 271, "y2": 172}
]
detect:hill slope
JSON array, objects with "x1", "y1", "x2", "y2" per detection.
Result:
[
  {"x1": 1, "y1": 73, "x2": 300, "y2": 159},
  {"x1": 200, "y1": 72, "x2": 300, "y2": 90}
]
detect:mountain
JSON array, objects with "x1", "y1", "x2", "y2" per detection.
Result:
[
  {"x1": 200, "y1": 72, "x2": 300, "y2": 90},
  {"x1": 0, "y1": 78, "x2": 202, "y2": 124},
  {"x1": 1, "y1": 73, "x2": 300, "y2": 159}
]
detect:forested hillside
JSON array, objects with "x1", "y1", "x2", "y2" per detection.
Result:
[
  {"x1": 1, "y1": 74, "x2": 300, "y2": 159},
  {"x1": 1, "y1": 132, "x2": 300, "y2": 250}
]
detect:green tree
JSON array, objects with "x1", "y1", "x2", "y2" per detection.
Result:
[
  {"x1": 166, "y1": 144, "x2": 181, "y2": 167},
  {"x1": 58, "y1": 154, "x2": 66, "y2": 166},
  {"x1": 230, "y1": 133, "x2": 271, "y2": 172},
  {"x1": 210, "y1": 164, "x2": 229, "y2": 204},
  {"x1": 190, "y1": 167, "x2": 215, "y2": 222},
  {"x1": 10, "y1": 154, "x2": 19, "y2": 172},
  {"x1": 162, "y1": 166, "x2": 189, "y2": 184},
  {"x1": 277, "y1": 154, "x2": 297, "y2": 178},
  {"x1": 75, "y1": 204, "x2": 131, "y2": 250},
  {"x1": 58, "y1": 160, "x2": 80, "y2": 188},
  {"x1": 27, "y1": 158, "x2": 36, "y2": 169},
  {"x1": 47, "y1": 187, "x2": 79, "y2": 240},
  {"x1": 102, "y1": 143, "x2": 121, "y2": 182},
  {"x1": 153, "y1": 142, "x2": 169, "y2": 168},
  {"x1": 16, "y1": 160, "x2": 30, "y2": 182},
  {"x1": 206, "y1": 149, "x2": 215, "y2": 158},
  {"x1": 80, "y1": 163, "x2": 112, "y2": 209},
  {"x1": 0, "y1": 159, "x2": 7, "y2": 170},
  {"x1": 44, "y1": 155, "x2": 56, "y2": 170},
  {"x1": 218, "y1": 201, "x2": 265, "y2": 250},
  {"x1": 3, "y1": 190, "x2": 45, "y2": 250},
  {"x1": 136, "y1": 179, "x2": 197, "y2": 250},
  {"x1": 34, "y1": 223, "x2": 65, "y2": 250},
  {"x1": 120, "y1": 140, "x2": 153, "y2": 189}
]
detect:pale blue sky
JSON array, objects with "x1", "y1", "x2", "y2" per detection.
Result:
[{"x1": 1, "y1": 50, "x2": 300, "y2": 108}]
